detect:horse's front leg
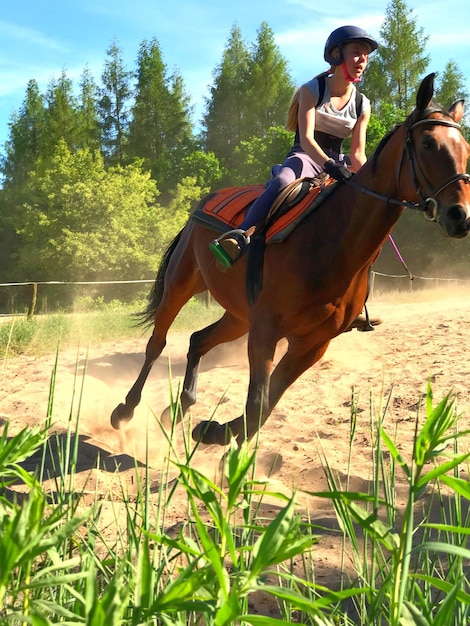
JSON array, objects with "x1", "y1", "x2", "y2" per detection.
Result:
[
  {"x1": 239, "y1": 336, "x2": 331, "y2": 441},
  {"x1": 195, "y1": 337, "x2": 331, "y2": 442},
  {"x1": 267, "y1": 338, "x2": 330, "y2": 413},
  {"x1": 192, "y1": 320, "x2": 277, "y2": 445}
]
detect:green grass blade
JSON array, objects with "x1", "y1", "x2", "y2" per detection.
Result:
[
  {"x1": 413, "y1": 540, "x2": 470, "y2": 560},
  {"x1": 380, "y1": 426, "x2": 411, "y2": 478},
  {"x1": 415, "y1": 454, "x2": 470, "y2": 492},
  {"x1": 399, "y1": 601, "x2": 432, "y2": 626},
  {"x1": 250, "y1": 497, "x2": 314, "y2": 579}
]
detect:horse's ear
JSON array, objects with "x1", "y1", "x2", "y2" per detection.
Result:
[
  {"x1": 416, "y1": 73, "x2": 436, "y2": 112},
  {"x1": 449, "y1": 99, "x2": 465, "y2": 123}
]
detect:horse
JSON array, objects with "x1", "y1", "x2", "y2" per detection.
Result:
[{"x1": 111, "y1": 73, "x2": 470, "y2": 447}]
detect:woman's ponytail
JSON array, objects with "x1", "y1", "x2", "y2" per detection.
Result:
[
  {"x1": 285, "y1": 88, "x2": 300, "y2": 132},
  {"x1": 284, "y1": 70, "x2": 333, "y2": 132}
]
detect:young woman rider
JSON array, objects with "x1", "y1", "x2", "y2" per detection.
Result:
[{"x1": 209, "y1": 25, "x2": 378, "y2": 268}]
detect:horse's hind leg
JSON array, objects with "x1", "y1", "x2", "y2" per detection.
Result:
[
  {"x1": 161, "y1": 311, "x2": 248, "y2": 424},
  {"x1": 111, "y1": 296, "x2": 185, "y2": 430},
  {"x1": 111, "y1": 330, "x2": 165, "y2": 430},
  {"x1": 111, "y1": 225, "x2": 205, "y2": 430}
]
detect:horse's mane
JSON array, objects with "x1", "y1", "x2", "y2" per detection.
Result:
[{"x1": 370, "y1": 125, "x2": 401, "y2": 173}]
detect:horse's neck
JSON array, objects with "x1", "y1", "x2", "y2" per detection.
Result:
[
  {"x1": 349, "y1": 126, "x2": 408, "y2": 230},
  {"x1": 316, "y1": 133, "x2": 408, "y2": 268},
  {"x1": 359, "y1": 125, "x2": 407, "y2": 200},
  {"x1": 333, "y1": 178, "x2": 403, "y2": 240}
]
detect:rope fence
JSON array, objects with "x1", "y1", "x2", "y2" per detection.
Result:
[
  {"x1": 1, "y1": 273, "x2": 469, "y2": 318},
  {"x1": 0, "y1": 279, "x2": 155, "y2": 318},
  {"x1": 369, "y1": 271, "x2": 470, "y2": 299}
]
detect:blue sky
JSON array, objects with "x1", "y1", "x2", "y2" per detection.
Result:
[{"x1": 1, "y1": 0, "x2": 469, "y2": 148}]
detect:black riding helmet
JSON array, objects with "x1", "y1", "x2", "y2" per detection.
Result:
[{"x1": 324, "y1": 25, "x2": 378, "y2": 66}]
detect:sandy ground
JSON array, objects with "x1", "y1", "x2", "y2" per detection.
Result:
[{"x1": 1, "y1": 287, "x2": 470, "y2": 612}]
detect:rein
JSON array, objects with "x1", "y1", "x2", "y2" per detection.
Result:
[{"x1": 346, "y1": 114, "x2": 470, "y2": 217}]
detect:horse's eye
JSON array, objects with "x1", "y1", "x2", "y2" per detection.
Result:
[{"x1": 421, "y1": 136, "x2": 437, "y2": 151}]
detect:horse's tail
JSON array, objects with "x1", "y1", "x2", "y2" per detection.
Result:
[{"x1": 135, "y1": 229, "x2": 184, "y2": 328}]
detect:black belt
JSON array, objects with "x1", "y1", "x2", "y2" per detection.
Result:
[{"x1": 315, "y1": 131, "x2": 343, "y2": 155}]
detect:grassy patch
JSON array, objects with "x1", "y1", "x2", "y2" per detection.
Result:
[
  {"x1": 0, "y1": 296, "x2": 223, "y2": 358},
  {"x1": 1, "y1": 374, "x2": 469, "y2": 624}
]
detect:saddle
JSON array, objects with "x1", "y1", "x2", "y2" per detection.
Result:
[{"x1": 192, "y1": 174, "x2": 337, "y2": 244}]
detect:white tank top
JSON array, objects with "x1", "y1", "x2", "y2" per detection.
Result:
[{"x1": 303, "y1": 77, "x2": 370, "y2": 139}]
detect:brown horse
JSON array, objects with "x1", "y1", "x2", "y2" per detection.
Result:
[{"x1": 111, "y1": 73, "x2": 470, "y2": 446}]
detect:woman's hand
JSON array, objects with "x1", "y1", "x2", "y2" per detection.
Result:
[{"x1": 324, "y1": 159, "x2": 352, "y2": 182}]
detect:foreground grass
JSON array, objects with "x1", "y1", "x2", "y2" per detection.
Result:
[
  {"x1": 0, "y1": 296, "x2": 223, "y2": 359},
  {"x1": 1, "y1": 368, "x2": 469, "y2": 624}
]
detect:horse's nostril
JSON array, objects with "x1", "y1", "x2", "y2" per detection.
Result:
[{"x1": 448, "y1": 205, "x2": 466, "y2": 223}]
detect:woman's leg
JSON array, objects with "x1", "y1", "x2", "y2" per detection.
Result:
[
  {"x1": 210, "y1": 154, "x2": 321, "y2": 268},
  {"x1": 240, "y1": 155, "x2": 322, "y2": 230}
]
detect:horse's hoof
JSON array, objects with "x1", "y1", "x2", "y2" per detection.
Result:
[
  {"x1": 192, "y1": 420, "x2": 215, "y2": 443},
  {"x1": 192, "y1": 420, "x2": 227, "y2": 445},
  {"x1": 110, "y1": 403, "x2": 134, "y2": 430},
  {"x1": 160, "y1": 405, "x2": 174, "y2": 428},
  {"x1": 160, "y1": 398, "x2": 189, "y2": 428}
]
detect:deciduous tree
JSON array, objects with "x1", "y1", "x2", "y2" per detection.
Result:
[{"x1": 9, "y1": 141, "x2": 161, "y2": 282}]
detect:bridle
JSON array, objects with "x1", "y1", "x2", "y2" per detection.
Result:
[{"x1": 346, "y1": 111, "x2": 470, "y2": 219}]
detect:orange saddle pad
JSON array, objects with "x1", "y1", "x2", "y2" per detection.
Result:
[{"x1": 191, "y1": 179, "x2": 336, "y2": 243}]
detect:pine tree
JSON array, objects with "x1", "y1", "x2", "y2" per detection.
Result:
[
  {"x1": 127, "y1": 38, "x2": 193, "y2": 194},
  {"x1": 245, "y1": 22, "x2": 295, "y2": 138},
  {"x1": 168, "y1": 72, "x2": 195, "y2": 182},
  {"x1": 77, "y1": 66, "x2": 101, "y2": 151},
  {"x1": 203, "y1": 23, "x2": 294, "y2": 183},
  {"x1": 98, "y1": 38, "x2": 132, "y2": 166},
  {"x1": 43, "y1": 70, "x2": 80, "y2": 154},
  {"x1": 203, "y1": 24, "x2": 251, "y2": 171},
  {"x1": 1, "y1": 79, "x2": 46, "y2": 186},
  {"x1": 435, "y1": 60, "x2": 469, "y2": 108},
  {"x1": 363, "y1": 0, "x2": 430, "y2": 112}
]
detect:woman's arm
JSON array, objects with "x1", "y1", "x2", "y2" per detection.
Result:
[
  {"x1": 349, "y1": 105, "x2": 370, "y2": 171},
  {"x1": 297, "y1": 84, "x2": 331, "y2": 167}
]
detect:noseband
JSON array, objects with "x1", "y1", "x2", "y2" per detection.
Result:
[{"x1": 347, "y1": 112, "x2": 470, "y2": 215}]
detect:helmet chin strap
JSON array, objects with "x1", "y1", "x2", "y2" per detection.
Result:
[{"x1": 341, "y1": 62, "x2": 361, "y2": 83}]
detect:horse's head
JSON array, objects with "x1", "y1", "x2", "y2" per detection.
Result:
[{"x1": 404, "y1": 73, "x2": 470, "y2": 238}]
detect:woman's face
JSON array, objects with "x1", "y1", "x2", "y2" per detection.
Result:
[{"x1": 341, "y1": 41, "x2": 371, "y2": 80}]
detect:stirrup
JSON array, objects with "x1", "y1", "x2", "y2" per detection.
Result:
[{"x1": 209, "y1": 229, "x2": 250, "y2": 268}]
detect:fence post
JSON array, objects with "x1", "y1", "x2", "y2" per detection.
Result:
[{"x1": 27, "y1": 283, "x2": 37, "y2": 319}]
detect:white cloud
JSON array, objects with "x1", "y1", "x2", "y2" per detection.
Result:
[{"x1": 0, "y1": 20, "x2": 67, "y2": 52}]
